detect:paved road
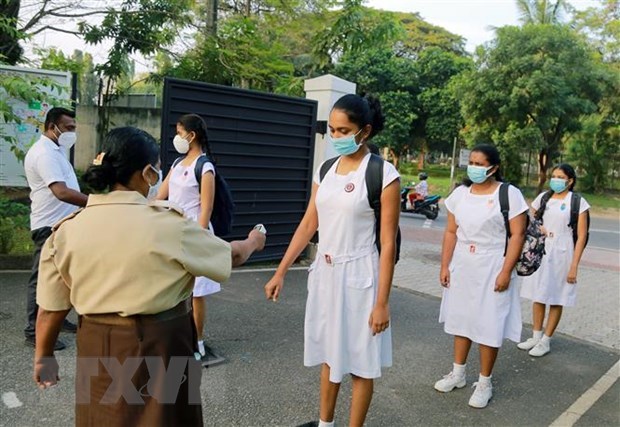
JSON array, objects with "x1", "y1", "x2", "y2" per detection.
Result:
[
  {"x1": 402, "y1": 204, "x2": 620, "y2": 256},
  {"x1": 1, "y1": 269, "x2": 618, "y2": 426}
]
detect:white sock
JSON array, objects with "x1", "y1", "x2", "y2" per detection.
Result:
[
  {"x1": 318, "y1": 420, "x2": 334, "y2": 427},
  {"x1": 540, "y1": 334, "x2": 551, "y2": 344},
  {"x1": 453, "y1": 362, "x2": 466, "y2": 377},
  {"x1": 478, "y1": 373, "x2": 492, "y2": 385},
  {"x1": 533, "y1": 330, "x2": 543, "y2": 340}
]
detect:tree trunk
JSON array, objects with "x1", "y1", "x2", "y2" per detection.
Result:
[
  {"x1": 205, "y1": 0, "x2": 218, "y2": 36},
  {"x1": 417, "y1": 149, "x2": 425, "y2": 171},
  {"x1": 537, "y1": 149, "x2": 549, "y2": 194},
  {"x1": 389, "y1": 148, "x2": 399, "y2": 168}
]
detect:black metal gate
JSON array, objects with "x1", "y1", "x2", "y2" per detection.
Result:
[{"x1": 161, "y1": 78, "x2": 317, "y2": 262}]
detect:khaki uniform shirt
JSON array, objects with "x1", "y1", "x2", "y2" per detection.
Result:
[{"x1": 37, "y1": 191, "x2": 232, "y2": 316}]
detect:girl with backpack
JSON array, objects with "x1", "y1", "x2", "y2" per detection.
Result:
[
  {"x1": 518, "y1": 163, "x2": 590, "y2": 357},
  {"x1": 156, "y1": 113, "x2": 224, "y2": 366},
  {"x1": 437, "y1": 144, "x2": 528, "y2": 408},
  {"x1": 264, "y1": 94, "x2": 400, "y2": 427}
]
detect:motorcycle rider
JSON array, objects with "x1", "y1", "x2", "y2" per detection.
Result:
[{"x1": 408, "y1": 172, "x2": 428, "y2": 207}]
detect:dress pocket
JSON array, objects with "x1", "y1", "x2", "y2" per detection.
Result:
[{"x1": 345, "y1": 278, "x2": 374, "y2": 311}]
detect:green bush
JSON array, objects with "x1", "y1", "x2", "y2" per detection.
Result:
[{"x1": 0, "y1": 218, "x2": 16, "y2": 254}]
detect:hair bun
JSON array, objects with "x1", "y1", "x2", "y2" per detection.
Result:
[{"x1": 82, "y1": 161, "x2": 116, "y2": 192}]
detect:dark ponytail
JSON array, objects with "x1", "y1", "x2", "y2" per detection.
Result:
[
  {"x1": 82, "y1": 127, "x2": 159, "y2": 192},
  {"x1": 332, "y1": 93, "x2": 385, "y2": 139},
  {"x1": 463, "y1": 143, "x2": 504, "y2": 187},
  {"x1": 552, "y1": 163, "x2": 577, "y2": 191},
  {"x1": 177, "y1": 113, "x2": 214, "y2": 160}
]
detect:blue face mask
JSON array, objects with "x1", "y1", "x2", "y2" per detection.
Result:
[
  {"x1": 549, "y1": 178, "x2": 568, "y2": 193},
  {"x1": 328, "y1": 129, "x2": 363, "y2": 156},
  {"x1": 467, "y1": 165, "x2": 493, "y2": 184}
]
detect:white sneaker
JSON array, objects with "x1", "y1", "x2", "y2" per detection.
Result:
[
  {"x1": 434, "y1": 371, "x2": 466, "y2": 392},
  {"x1": 529, "y1": 340, "x2": 550, "y2": 357},
  {"x1": 198, "y1": 340, "x2": 206, "y2": 357},
  {"x1": 517, "y1": 337, "x2": 540, "y2": 351},
  {"x1": 468, "y1": 381, "x2": 493, "y2": 408}
]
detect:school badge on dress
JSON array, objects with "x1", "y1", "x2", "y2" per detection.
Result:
[{"x1": 344, "y1": 182, "x2": 355, "y2": 193}]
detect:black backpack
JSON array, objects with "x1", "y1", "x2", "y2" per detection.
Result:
[
  {"x1": 499, "y1": 183, "x2": 546, "y2": 276},
  {"x1": 537, "y1": 190, "x2": 590, "y2": 247},
  {"x1": 319, "y1": 154, "x2": 401, "y2": 264},
  {"x1": 172, "y1": 154, "x2": 235, "y2": 237}
]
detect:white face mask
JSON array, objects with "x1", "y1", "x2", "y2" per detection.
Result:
[
  {"x1": 173, "y1": 135, "x2": 190, "y2": 154},
  {"x1": 145, "y1": 165, "x2": 162, "y2": 200},
  {"x1": 55, "y1": 125, "x2": 77, "y2": 150}
]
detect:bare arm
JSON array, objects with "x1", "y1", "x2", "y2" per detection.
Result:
[
  {"x1": 369, "y1": 179, "x2": 400, "y2": 335},
  {"x1": 230, "y1": 229, "x2": 266, "y2": 267},
  {"x1": 48, "y1": 182, "x2": 88, "y2": 207},
  {"x1": 33, "y1": 308, "x2": 69, "y2": 388},
  {"x1": 198, "y1": 172, "x2": 215, "y2": 229},
  {"x1": 264, "y1": 183, "x2": 319, "y2": 301},
  {"x1": 156, "y1": 170, "x2": 172, "y2": 200},
  {"x1": 440, "y1": 211, "x2": 458, "y2": 287},
  {"x1": 567, "y1": 210, "x2": 589, "y2": 283},
  {"x1": 495, "y1": 212, "x2": 527, "y2": 291}
]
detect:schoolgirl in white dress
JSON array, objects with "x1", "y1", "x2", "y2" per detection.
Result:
[
  {"x1": 156, "y1": 113, "x2": 223, "y2": 365},
  {"x1": 436, "y1": 144, "x2": 528, "y2": 409},
  {"x1": 265, "y1": 94, "x2": 400, "y2": 427},
  {"x1": 518, "y1": 163, "x2": 590, "y2": 357}
]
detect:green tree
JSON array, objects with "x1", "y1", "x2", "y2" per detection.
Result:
[
  {"x1": 573, "y1": 0, "x2": 620, "y2": 65},
  {"x1": 37, "y1": 48, "x2": 98, "y2": 105},
  {"x1": 515, "y1": 0, "x2": 569, "y2": 24},
  {"x1": 0, "y1": 0, "x2": 23, "y2": 64},
  {"x1": 458, "y1": 24, "x2": 606, "y2": 189},
  {"x1": 335, "y1": 47, "x2": 417, "y2": 166}
]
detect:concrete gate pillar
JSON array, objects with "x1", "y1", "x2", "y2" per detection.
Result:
[{"x1": 304, "y1": 74, "x2": 356, "y2": 171}]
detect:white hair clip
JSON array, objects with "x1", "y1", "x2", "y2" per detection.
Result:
[{"x1": 92, "y1": 152, "x2": 106, "y2": 166}]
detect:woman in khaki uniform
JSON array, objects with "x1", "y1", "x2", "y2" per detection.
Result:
[{"x1": 32, "y1": 127, "x2": 265, "y2": 426}]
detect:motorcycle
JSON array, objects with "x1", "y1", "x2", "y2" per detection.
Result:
[{"x1": 400, "y1": 186, "x2": 441, "y2": 220}]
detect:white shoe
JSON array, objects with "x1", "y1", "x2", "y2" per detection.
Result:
[
  {"x1": 434, "y1": 371, "x2": 466, "y2": 392},
  {"x1": 469, "y1": 381, "x2": 493, "y2": 408},
  {"x1": 529, "y1": 340, "x2": 550, "y2": 357},
  {"x1": 198, "y1": 340, "x2": 206, "y2": 357},
  {"x1": 517, "y1": 337, "x2": 540, "y2": 351}
]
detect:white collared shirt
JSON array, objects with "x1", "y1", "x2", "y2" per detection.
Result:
[{"x1": 24, "y1": 135, "x2": 80, "y2": 230}]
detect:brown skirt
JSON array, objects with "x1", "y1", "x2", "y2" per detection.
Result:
[{"x1": 75, "y1": 307, "x2": 203, "y2": 427}]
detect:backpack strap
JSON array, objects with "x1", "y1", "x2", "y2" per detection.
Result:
[
  {"x1": 172, "y1": 156, "x2": 185, "y2": 168},
  {"x1": 194, "y1": 154, "x2": 211, "y2": 193},
  {"x1": 319, "y1": 156, "x2": 339, "y2": 182},
  {"x1": 535, "y1": 190, "x2": 553, "y2": 222},
  {"x1": 568, "y1": 192, "x2": 582, "y2": 246},
  {"x1": 366, "y1": 154, "x2": 384, "y2": 251},
  {"x1": 499, "y1": 182, "x2": 511, "y2": 256}
]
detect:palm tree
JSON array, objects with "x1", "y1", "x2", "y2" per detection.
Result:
[{"x1": 515, "y1": 0, "x2": 569, "y2": 24}]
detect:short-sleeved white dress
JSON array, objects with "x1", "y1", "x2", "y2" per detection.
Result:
[
  {"x1": 169, "y1": 156, "x2": 221, "y2": 297},
  {"x1": 520, "y1": 192, "x2": 590, "y2": 307},
  {"x1": 439, "y1": 184, "x2": 528, "y2": 347},
  {"x1": 305, "y1": 153, "x2": 400, "y2": 383}
]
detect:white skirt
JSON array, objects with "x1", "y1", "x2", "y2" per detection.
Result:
[
  {"x1": 304, "y1": 250, "x2": 392, "y2": 383},
  {"x1": 520, "y1": 233, "x2": 576, "y2": 306},
  {"x1": 439, "y1": 243, "x2": 522, "y2": 347}
]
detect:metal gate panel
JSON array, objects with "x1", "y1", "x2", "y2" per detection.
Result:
[{"x1": 161, "y1": 78, "x2": 317, "y2": 262}]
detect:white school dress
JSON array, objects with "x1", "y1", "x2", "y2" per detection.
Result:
[
  {"x1": 520, "y1": 192, "x2": 590, "y2": 307},
  {"x1": 439, "y1": 184, "x2": 528, "y2": 347},
  {"x1": 169, "y1": 156, "x2": 221, "y2": 297},
  {"x1": 305, "y1": 153, "x2": 399, "y2": 383}
]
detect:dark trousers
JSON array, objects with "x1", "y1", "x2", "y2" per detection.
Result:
[
  {"x1": 75, "y1": 310, "x2": 203, "y2": 426},
  {"x1": 25, "y1": 226, "x2": 52, "y2": 339}
]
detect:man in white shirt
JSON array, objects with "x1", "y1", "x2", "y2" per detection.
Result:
[{"x1": 23, "y1": 107, "x2": 88, "y2": 350}]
